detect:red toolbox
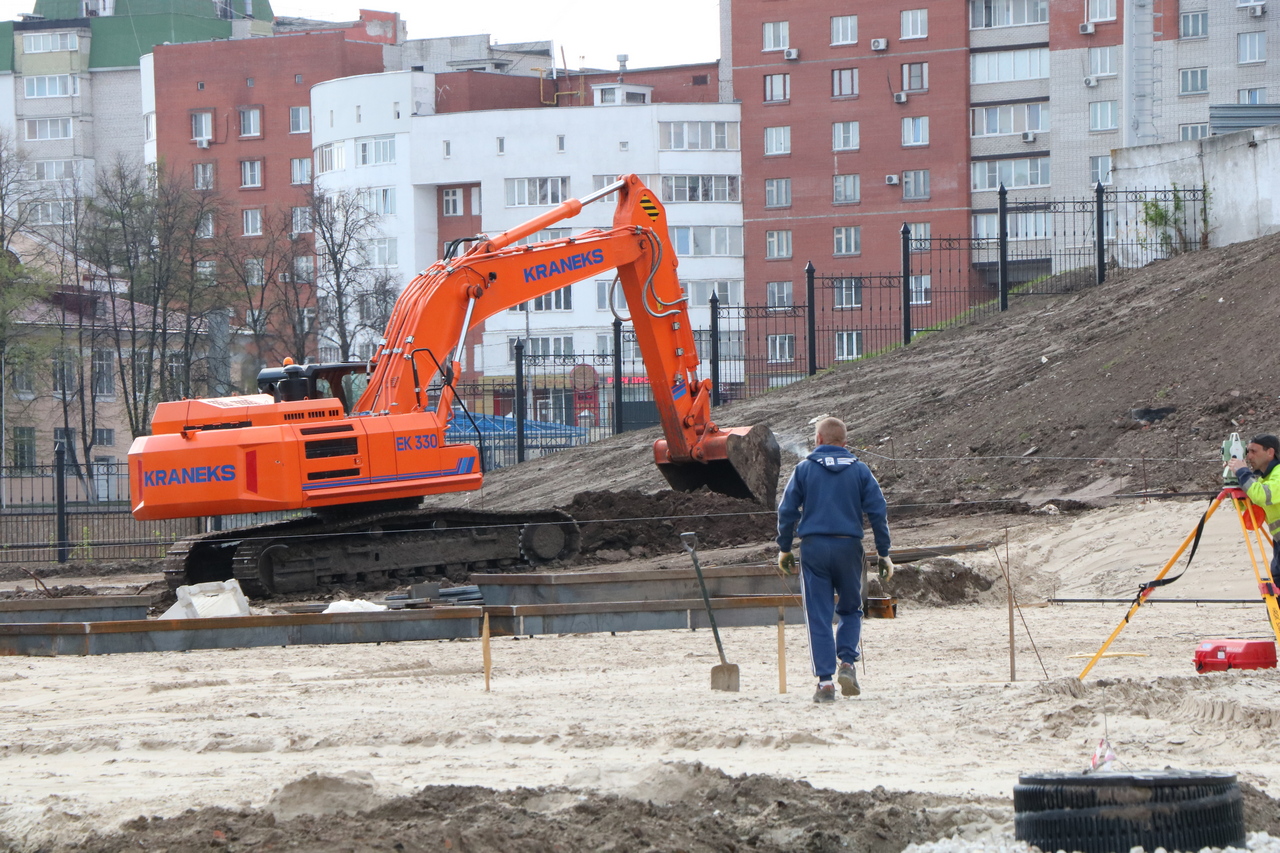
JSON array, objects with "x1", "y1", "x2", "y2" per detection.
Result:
[{"x1": 1194, "y1": 639, "x2": 1277, "y2": 672}]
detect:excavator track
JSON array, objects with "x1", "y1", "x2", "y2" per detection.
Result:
[{"x1": 162, "y1": 506, "x2": 580, "y2": 597}]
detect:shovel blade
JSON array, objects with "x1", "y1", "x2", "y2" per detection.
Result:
[{"x1": 711, "y1": 663, "x2": 740, "y2": 692}]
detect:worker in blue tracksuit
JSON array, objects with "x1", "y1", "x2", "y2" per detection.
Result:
[
  {"x1": 777, "y1": 416, "x2": 892, "y2": 704},
  {"x1": 1227, "y1": 434, "x2": 1280, "y2": 581}
]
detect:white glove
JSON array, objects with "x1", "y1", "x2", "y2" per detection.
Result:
[
  {"x1": 777, "y1": 551, "x2": 796, "y2": 575},
  {"x1": 877, "y1": 555, "x2": 895, "y2": 582}
]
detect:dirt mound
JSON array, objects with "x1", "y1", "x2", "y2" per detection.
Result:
[
  {"x1": 0, "y1": 559, "x2": 160, "y2": 583},
  {"x1": 61, "y1": 764, "x2": 1013, "y2": 853},
  {"x1": 563, "y1": 488, "x2": 773, "y2": 563},
  {"x1": 0, "y1": 584, "x2": 97, "y2": 600},
  {"x1": 877, "y1": 557, "x2": 998, "y2": 606}
]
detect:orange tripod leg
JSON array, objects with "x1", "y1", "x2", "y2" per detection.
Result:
[{"x1": 1077, "y1": 495, "x2": 1225, "y2": 681}]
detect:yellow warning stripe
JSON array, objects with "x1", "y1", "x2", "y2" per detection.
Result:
[{"x1": 639, "y1": 195, "x2": 660, "y2": 220}]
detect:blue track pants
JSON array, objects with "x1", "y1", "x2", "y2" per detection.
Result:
[{"x1": 798, "y1": 535, "x2": 864, "y2": 680}]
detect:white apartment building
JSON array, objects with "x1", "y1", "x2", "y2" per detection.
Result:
[{"x1": 310, "y1": 69, "x2": 743, "y2": 380}]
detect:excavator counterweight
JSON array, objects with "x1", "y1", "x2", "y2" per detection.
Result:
[{"x1": 131, "y1": 175, "x2": 780, "y2": 595}]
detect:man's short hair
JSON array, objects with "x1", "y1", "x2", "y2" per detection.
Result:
[
  {"x1": 1251, "y1": 434, "x2": 1280, "y2": 457},
  {"x1": 815, "y1": 417, "x2": 847, "y2": 446}
]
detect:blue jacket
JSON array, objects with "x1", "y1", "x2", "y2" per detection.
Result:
[{"x1": 776, "y1": 445, "x2": 890, "y2": 556}]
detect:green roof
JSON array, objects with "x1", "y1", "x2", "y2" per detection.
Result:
[{"x1": 32, "y1": 0, "x2": 272, "y2": 21}]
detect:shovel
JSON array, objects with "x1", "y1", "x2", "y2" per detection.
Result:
[{"x1": 680, "y1": 532, "x2": 740, "y2": 692}]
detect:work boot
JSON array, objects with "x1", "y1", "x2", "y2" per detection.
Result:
[
  {"x1": 813, "y1": 682, "x2": 835, "y2": 703},
  {"x1": 837, "y1": 662, "x2": 860, "y2": 697}
]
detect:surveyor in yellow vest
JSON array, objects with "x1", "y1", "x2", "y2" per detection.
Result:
[{"x1": 1227, "y1": 434, "x2": 1280, "y2": 578}]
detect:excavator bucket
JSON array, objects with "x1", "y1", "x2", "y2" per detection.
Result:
[{"x1": 655, "y1": 424, "x2": 781, "y2": 508}]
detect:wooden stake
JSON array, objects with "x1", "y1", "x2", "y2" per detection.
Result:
[
  {"x1": 1006, "y1": 529, "x2": 1015, "y2": 682},
  {"x1": 482, "y1": 612, "x2": 491, "y2": 692},
  {"x1": 777, "y1": 606, "x2": 787, "y2": 694}
]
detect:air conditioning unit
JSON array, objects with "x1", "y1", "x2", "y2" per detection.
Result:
[
  {"x1": 1079, "y1": 22, "x2": 1096, "y2": 34},
  {"x1": 782, "y1": 47, "x2": 800, "y2": 60},
  {"x1": 885, "y1": 174, "x2": 900, "y2": 185},
  {"x1": 870, "y1": 38, "x2": 888, "y2": 51},
  {"x1": 1021, "y1": 131, "x2": 1037, "y2": 143},
  {"x1": 278, "y1": 272, "x2": 291, "y2": 282},
  {"x1": 195, "y1": 138, "x2": 210, "y2": 148},
  {"x1": 1084, "y1": 76, "x2": 1099, "y2": 87},
  {"x1": 893, "y1": 91, "x2": 908, "y2": 104},
  {"x1": 1249, "y1": 4, "x2": 1265, "y2": 17}
]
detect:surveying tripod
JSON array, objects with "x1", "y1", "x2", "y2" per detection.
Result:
[{"x1": 1077, "y1": 487, "x2": 1280, "y2": 681}]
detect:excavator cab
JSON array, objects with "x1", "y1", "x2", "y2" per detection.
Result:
[{"x1": 256, "y1": 360, "x2": 371, "y2": 414}]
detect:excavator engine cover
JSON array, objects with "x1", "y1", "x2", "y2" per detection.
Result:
[{"x1": 655, "y1": 424, "x2": 781, "y2": 508}]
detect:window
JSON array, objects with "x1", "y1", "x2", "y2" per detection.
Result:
[
  {"x1": 293, "y1": 256, "x2": 314, "y2": 283},
  {"x1": 1089, "y1": 154, "x2": 1112, "y2": 185},
  {"x1": 370, "y1": 238, "x2": 397, "y2": 266},
  {"x1": 1240, "y1": 32, "x2": 1266, "y2": 64},
  {"x1": 531, "y1": 286, "x2": 572, "y2": 311},
  {"x1": 833, "y1": 226, "x2": 860, "y2": 256},
  {"x1": 91, "y1": 350, "x2": 114, "y2": 396},
  {"x1": 239, "y1": 107, "x2": 260, "y2": 137},
  {"x1": 496, "y1": 137, "x2": 505, "y2": 154},
  {"x1": 909, "y1": 274, "x2": 932, "y2": 305},
  {"x1": 242, "y1": 208, "x2": 262, "y2": 236},
  {"x1": 1089, "y1": 46, "x2": 1117, "y2": 77},
  {"x1": 52, "y1": 350, "x2": 75, "y2": 394},
  {"x1": 144, "y1": 112, "x2": 155, "y2": 141},
  {"x1": 969, "y1": 0, "x2": 1049, "y2": 28},
  {"x1": 763, "y1": 21, "x2": 789, "y2": 50},
  {"x1": 12, "y1": 427, "x2": 35, "y2": 470},
  {"x1": 659, "y1": 121, "x2": 740, "y2": 150},
  {"x1": 835, "y1": 331, "x2": 862, "y2": 361},
  {"x1": 363, "y1": 187, "x2": 396, "y2": 215},
  {"x1": 197, "y1": 212, "x2": 214, "y2": 239},
  {"x1": 832, "y1": 121, "x2": 860, "y2": 151},
  {"x1": 831, "y1": 15, "x2": 857, "y2": 45},
  {"x1": 766, "y1": 281, "x2": 793, "y2": 308},
  {"x1": 764, "y1": 74, "x2": 790, "y2": 102},
  {"x1": 357, "y1": 135, "x2": 396, "y2": 165},
  {"x1": 315, "y1": 142, "x2": 344, "y2": 174},
  {"x1": 94, "y1": 428, "x2": 115, "y2": 447},
  {"x1": 1180, "y1": 123, "x2": 1210, "y2": 141},
  {"x1": 671, "y1": 226, "x2": 743, "y2": 256},
  {"x1": 193, "y1": 162, "x2": 213, "y2": 190},
  {"x1": 33, "y1": 160, "x2": 76, "y2": 181},
  {"x1": 1088, "y1": 0, "x2": 1115, "y2": 21},
  {"x1": 505, "y1": 177, "x2": 568, "y2": 206},
  {"x1": 767, "y1": 334, "x2": 795, "y2": 363},
  {"x1": 508, "y1": 336, "x2": 574, "y2": 361},
  {"x1": 23, "y1": 32, "x2": 77, "y2": 53},
  {"x1": 971, "y1": 157, "x2": 1051, "y2": 190},
  {"x1": 906, "y1": 222, "x2": 931, "y2": 252},
  {"x1": 196, "y1": 260, "x2": 216, "y2": 281},
  {"x1": 290, "y1": 106, "x2": 310, "y2": 133},
  {"x1": 901, "y1": 116, "x2": 929, "y2": 146},
  {"x1": 26, "y1": 118, "x2": 72, "y2": 140},
  {"x1": 764, "y1": 178, "x2": 791, "y2": 208},
  {"x1": 1180, "y1": 11, "x2": 1207, "y2": 39},
  {"x1": 192, "y1": 112, "x2": 212, "y2": 141},
  {"x1": 600, "y1": 87, "x2": 616, "y2": 104},
  {"x1": 239, "y1": 160, "x2": 262, "y2": 188},
  {"x1": 292, "y1": 207, "x2": 311, "y2": 234},
  {"x1": 765, "y1": 230, "x2": 792, "y2": 259},
  {"x1": 902, "y1": 62, "x2": 929, "y2": 91},
  {"x1": 1089, "y1": 101, "x2": 1118, "y2": 131},
  {"x1": 832, "y1": 68, "x2": 858, "y2": 98},
  {"x1": 902, "y1": 169, "x2": 930, "y2": 199},
  {"x1": 970, "y1": 48, "x2": 1049, "y2": 83},
  {"x1": 972, "y1": 211, "x2": 1050, "y2": 240},
  {"x1": 27, "y1": 201, "x2": 70, "y2": 224},
  {"x1": 687, "y1": 280, "x2": 742, "y2": 306},
  {"x1": 25, "y1": 75, "x2": 77, "y2": 98},
  {"x1": 661, "y1": 175, "x2": 740, "y2": 203},
  {"x1": 245, "y1": 258, "x2": 264, "y2": 287},
  {"x1": 1240, "y1": 88, "x2": 1267, "y2": 104},
  {"x1": 765, "y1": 126, "x2": 791, "y2": 155},
  {"x1": 442, "y1": 188, "x2": 462, "y2": 216},
  {"x1": 970, "y1": 103, "x2": 1049, "y2": 136},
  {"x1": 597, "y1": 279, "x2": 630, "y2": 310},
  {"x1": 290, "y1": 157, "x2": 311, "y2": 184},
  {"x1": 832, "y1": 277, "x2": 863, "y2": 308},
  {"x1": 443, "y1": 140, "x2": 451, "y2": 157},
  {"x1": 833, "y1": 174, "x2": 860, "y2": 204},
  {"x1": 901, "y1": 10, "x2": 927, "y2": 39},
  {"x1": 556, "y1": 134, "x2": 566, "y2": 152},
  {"x1": 1180, "y1": 67, "x2": 1208, "y2": 95}
]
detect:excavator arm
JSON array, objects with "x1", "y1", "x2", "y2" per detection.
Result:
[{"x1": 129, "y1": 176, "x2": 778, "y2": 522}]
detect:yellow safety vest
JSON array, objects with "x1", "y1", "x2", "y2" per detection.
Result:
[{"x1": 1241, "y1": 461, "x2": 1280, "y2": 542}]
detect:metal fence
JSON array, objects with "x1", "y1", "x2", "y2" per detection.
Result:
[{"x1": 1, "y1": 185, "x2": 1206, "y2": 563}]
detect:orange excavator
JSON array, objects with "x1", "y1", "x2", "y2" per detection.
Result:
[{"x1": 130, "y1": 175, "x2": 780, "y2": 596}]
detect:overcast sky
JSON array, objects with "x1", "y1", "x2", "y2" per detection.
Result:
[{"x1": 0, "y1": 0, "x2": 723, "y2": 70}]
